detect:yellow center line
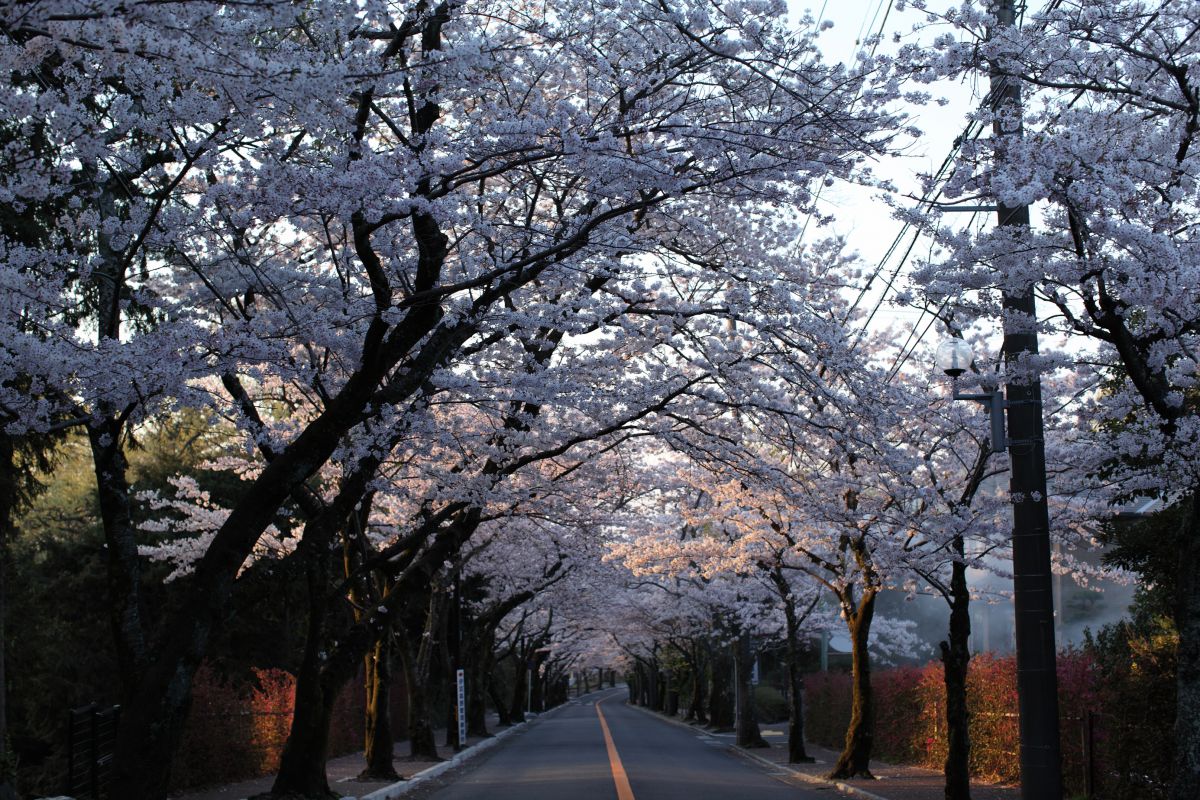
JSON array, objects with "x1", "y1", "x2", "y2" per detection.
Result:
[{"x1": 596, "y1": 699, "x2": 636, "y2": 800}]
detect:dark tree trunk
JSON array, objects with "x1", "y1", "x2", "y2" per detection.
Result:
[
  {"x1": 509, "y1": 654, "x2": 528, "y2": 721},
  {"x1": 665, "y1": 671, "x2": 680, "y2": 717},
  {"x1": 440, "y1": 631, "x2": 459, "y2": 749},
  {"x1": 108, "y1": 381, "x2": 388, "y2": 799},
  {"x1": 402, "y1": 669, "x2": 439, "y2": 760},
  {"x1": 399, "y1": 592, "x2": 444, "y2": 761},
  {"x1": 265, "y1": 675, "x2": 339, "y2": 800},
  {"x1": 489, "y1": 676, "x2": 513, "y2": 726},
  {"x1": 707, "y1": 643, "x2": 734, "y2": 731},
  {"x1": 684, "y1": 646, "x2": 708, "y2": 724},
  {"x1": 530, "y1": 660, "x2": 546, "y2": 713},
  {"x1": 0, "y1": 436, "x2": 18, "y2": 800},
  {"x1": 88, "y1": 420, "x2": 148, "y2": 699},
  {"x1": 266, "y1": 505, "x2": 352, "y2": 799},
  {"x1": 829, "y1": 588, "x2": 878, "y2": 780},
  {"x1": 465, "y1": 644, "x2": 493, "y2": 737},
  {"x1": 941, "y1": 539, "x2": 972, "y2": 800},
  {"x1": 1172, "y1": 494, "x2": 1200, "y2": 800},
  {"x1": 781, "y1": 595, "x2": 815, "y2": 763},
  {"x1": 360, "y1": 632, "x2": 400, "y2": 780},
  {"x1": 734, "y1": 632, "x2": 767, "y2": 748}
]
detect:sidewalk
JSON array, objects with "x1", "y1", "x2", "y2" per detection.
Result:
[
  {"x1": 633, "y1": 707, "x2": 1020, "y2": 800},
  {"x1": 742, "y1": 729, "x2": 1020, "y2": 800}
]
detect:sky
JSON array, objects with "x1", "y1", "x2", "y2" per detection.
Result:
[{"x1": 788, "y1": 0, "x2": 999, "y2": 363}]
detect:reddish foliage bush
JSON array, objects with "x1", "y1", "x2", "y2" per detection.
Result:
[
  {"x1": 169, "y1": 665, "x2": 367, "y2": 792},
  {"x1": 804, "y1": 648, "x2": 1160, "y2": 795}
]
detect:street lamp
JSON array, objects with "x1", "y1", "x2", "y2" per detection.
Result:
[
  {"x1": 934, "y1": 340, "x2": 1006, "y2": 452},
  {"x1": 936, "y1": 337, "x2": 1063, "y2": 800}
]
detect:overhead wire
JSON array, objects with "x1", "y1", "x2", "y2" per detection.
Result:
[
  {"x1": 876, "y1": 0, "x2": 1174, "y2": 384},
  {"x1": 843, "y1": 0, "x2": 1076, "y2": 384}
]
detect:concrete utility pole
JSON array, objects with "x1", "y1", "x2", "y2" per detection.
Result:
[{"x1": 989, "y1": 1, "x2": 1063, "y2": 797}]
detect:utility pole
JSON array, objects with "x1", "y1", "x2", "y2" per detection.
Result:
[{"x1": 989, "y1": 1, "x2": 1063, "y2": 798}]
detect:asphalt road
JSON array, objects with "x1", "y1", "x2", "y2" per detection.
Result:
[{"x1": 417, "y1": 688, "x2": 833, "y2": 800}]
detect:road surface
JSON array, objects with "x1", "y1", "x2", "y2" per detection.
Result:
[{"x1": 416, "y1": 688, "x2": 833, "y2": 800}]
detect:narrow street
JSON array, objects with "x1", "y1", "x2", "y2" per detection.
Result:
[{"x1": 417, "y1": 689, "x2": 831, "y2": 800}]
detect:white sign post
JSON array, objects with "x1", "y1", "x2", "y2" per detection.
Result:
[{"x1": 456, "y1": 669, "x2": 467, "y2": 748}]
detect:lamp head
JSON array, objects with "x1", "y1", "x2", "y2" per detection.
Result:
[{"x1": 935, "y1": 339, "x2": 974, "y2": 378}]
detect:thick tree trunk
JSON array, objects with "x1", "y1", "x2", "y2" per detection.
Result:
[
  {"x1": 707, "y1": 643, "x2": 734, "y2": 731},
  {"x1": 684, "y1": 647, "x2": 708, "y2": 724},
  {"x1": 400, "y1": 591, "x2": 444, "y2": 761},
  {"x1": 782, "y1": 599, "x2": 814, "y2": 763},
  {"x1": 108, "y1": 382, "x2": 385, "y2": 799},
  {"x1": 530, "y1": 660, "x2": 546, "y2": 713},
  {"x1": 645, "y1": 663, "x2": 660, "y2": 710},
  {"x1": 88, "y1": 421, "x2": 148, "y2": 699},
  {"x1": 509, "y1": 656, "x2": 529, "y2": 721},
  {"x1": 1172, "y1": 495, "x2": 1200, "y2": 800},
  {"x1": 686, "y1": 666, "x2": 700, "y2": 724},
  {"x1": 0, "y1": 436, "x2": 18, "y2": 800},
  {"x1": 734, "y1": 632, "x2": 767, "y2": 748},
  {"x1": 266, "y1": 506, "x2": 350, "y2": 799},
  {"x1": 360, "y1": 633, "x2": 400, "y2": 780},
  {"x1": 465, "y1": 645, "x2": 493, "y2": 737},
  {"x1": 941, "y1": 542, "x2": 972, "y2": 800},
  {"x1": 402, "y1": 666, "x2": 439, "y2": 760},
  {"x1": 665, "y1": 676, "x2": 680, "y2": 717},
  {"x1": 829, "y1": 589, "x2": 877, "y2": 780},
  {"x1": 440, "y1": 632, "x2": 460, "y2": 749},
  {"x1": 489, "y1": 677, "x2": 513, "y2": 727},
  {"x1": 264, "y1": 675, "x2": 339, "y2": 800}
]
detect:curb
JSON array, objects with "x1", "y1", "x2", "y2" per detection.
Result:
[
  {"x1": 355, "y1": 721, "x2": 525, "y2": 800},
  {"x1": 733, "y1": 746, "x2": 890, "y2": 800},
  {"x1": 622, "y1": 702, "x2": 890, "y2": 800}
]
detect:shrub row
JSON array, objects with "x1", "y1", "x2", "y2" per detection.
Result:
[
  {"x1": 804, "y1": 647, "x2": 1173, "y2": 798},
  {"x1": 168, "y1": 665, "x2": 375, "y2": 792}
]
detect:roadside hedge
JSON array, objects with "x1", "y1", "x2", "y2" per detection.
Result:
[
  {"x1": 804, "y1": 645, "x2": 1173, "y2": 798},
  {"x1": 168, "y1": 665, "x2": 376, "y2": 791}
]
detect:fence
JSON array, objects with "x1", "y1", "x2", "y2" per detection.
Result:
[{"x1": 65, "y1": 703, "x2": 119, "y2": 799}]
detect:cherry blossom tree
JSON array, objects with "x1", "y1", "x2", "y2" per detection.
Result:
[
  {"x1": 0, "y1": 0, "x2": 912, "y2": 795},
  {"x1": 901, "y1": 1, "x2": 1200, "y2": 794}
]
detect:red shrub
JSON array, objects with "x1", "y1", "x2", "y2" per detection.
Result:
[
  {"x1": 169, "y1": 665, "x2": 367, "y2": 792},
  {"x1": 805, "y1": 647, "x2": 1170, "y2": 796}
]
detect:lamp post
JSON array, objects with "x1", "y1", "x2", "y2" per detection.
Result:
[
  {"x1": 935, "y1": 340, "x2": 1006, "y2": 453},
  {"x1": 936, "y1": 337, "x2": 1063, "y2": 800}
]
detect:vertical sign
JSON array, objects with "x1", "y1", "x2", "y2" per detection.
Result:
[{"x1": 456, "y1": 669, "x2": 467, "y2": 748}]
